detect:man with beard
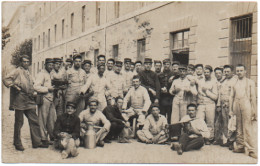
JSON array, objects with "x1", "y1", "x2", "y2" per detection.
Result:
[
  {"x1": 79, "y1": 98, "x2": 111, "y2": 147},
  {"x1": 80, "y1": 63, "x2": 111, "y2": 111},
  {"x1": 138, "y1": 58, "x2": 160, "y2": 104},
  {"x1": 122, "y1": 58, "x2": 134, "y2": 95},
  {"x1": 66, "y1": 54, "x2": 86, "y2": 116},
  {"x1": 158, "y1": 59, "x2": 174, "y2": 123},
  {"x1": 34, "y1": 58, "x2": 57, "y2": 146},
  {"x1": 154, "y1": 60, "x2": 162, "y2": 75}
]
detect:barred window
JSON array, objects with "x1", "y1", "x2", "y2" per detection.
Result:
[
  {"x1": 137, "y1": 38, "x2": 145, "y2": 62},
  {"x1": 113, "y1": 44, "x2": 119, "y2": 60}
]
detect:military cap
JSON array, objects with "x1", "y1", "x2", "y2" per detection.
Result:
[
  {"x1": 178, "y1": 64, "x2": 187, "y2": 70},
  {"x1": 154, "y1": 60, "x2": 162, "y2": 64},
  {"x1": 187, "y1": 64, "x2": 195, "y2": 70},
  {"x1": 66, "y1": 58, "x2": 73, "y2": 63},
  {"x1": 66, "y1": 102, "x2": 76, "y2": 108},
  {"x1": 97, "y1": 54, "x2": 106, "y2": 60},
  {"x1": 45, "y1": 58, "x2": 54, "y2": 64},
  {"x1": 73, "y1": 54, "x2": 82, "y2": 60},
  {"x1": 130, "y1": 62, "x2": 135, "y2": 65},
  {"x1": 124, "y1": 58, "x2": 132, "y2": 63},
  {"x1": 107, "y1": 58, "x2": 115, "y2": 64},
  {"x1": 204, "y1": 65, "x2": 213, "y2": 72},
  {"x1": 223, "y1": 64, "x2": 234, "y2": 71},
  {"x1": 172, "y1": 61, "x2": 180, "y2": 66},
  {"x1": 151, "y1": 103, "x2": 160, "y2": 109},
  {"x1": 144, "y1": 58, "x2": 153, "y2": 63},
  {"x1": 135, "y1": 61, "x2": 142, "y2": 65},
  {"x1": 82, "y1": 60, "x2": 92, "y2": 66},
  {"x1": 214, "y1": 67, "x2": 223, "y2": 73},
  {"x1": 115, "y1": 61, "x2": 123, "y2": 67},
  {"x1": 195, "y1": 64, "x2": 203, "y2": 68},
  {"x1": 163, "y1": 59, "x2": 171, "y2": 64},
  {"x1": 53, "y1": 58, "x2": 62, "y2": 63}
]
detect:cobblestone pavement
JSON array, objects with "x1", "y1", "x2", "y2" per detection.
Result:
[{"x1": 1, "y1": 87, "x2": 257, "y2": 163}]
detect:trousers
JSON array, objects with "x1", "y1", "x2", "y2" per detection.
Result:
[
  {"x1": 53, "y1": 90, "x2": 65, "y2": 117},
  {"x1": 66, "y1": 86, "x2": 85, "y2": 116},
  {"x1": 14, "y1": 109, "x2": 42, "y2": 147},
  {"x1": 38, "y1": 97, "x2": 56, "y2": 141},
  {"x1": 136, "y1": 130, "x2": 168, "y2": 144},
  {"x1": 160, "y1": 104, "x2": 172, "y2": 124},
  {"x1": 221, "y1": 100, "x2": 230, "y2": 142},
  {"x1": 107, "y1": 122, "x2": 125, "y2": 139},
  {"x1": 214, "y1": 108, "x2": 223, "y2": 143},
  {"x1": 55, "y1": 135, "x2": 80, "y2": 158},
  {"x1": 197, "y1": 103, "x2": 215, "y2": 140},
  {"x1": 179, "y1": 133, "x2": 204, "y2": 151},
  {"x1": 234, "y1": 98, "x2": 257, "y2": 156},
  {"x1": 171, "y1": 97, "x2": 187, "y2": 124}
]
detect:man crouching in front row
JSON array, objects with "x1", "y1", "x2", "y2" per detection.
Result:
[
  {"x1": 171, "y1": 103, "x2": 210, "y2": 155},
  {"x1": 53, "y1": 102, "x2": 80, "y2": 159}
]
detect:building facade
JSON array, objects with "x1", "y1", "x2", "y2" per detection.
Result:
[{"x1": 30, "y1": 1, "x2": 257, "y2": 83}]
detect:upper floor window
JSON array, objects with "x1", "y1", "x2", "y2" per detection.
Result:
[
  {"x1": 71, "y1": 13, "x2": 74, "y2": 35},
  {"x1": 62, "y1": 19, "x2": 65, "y2": 39},
  {"x1": 115, "y1": 2, "x2": 120, "y2": 18},
  {"x1": 137, "y1": 38, "x2": 145, "y2": 62},
  {"x1": 96, "y1": 2, "x2": 100, "y2": 26},
  {"x1": 82, "y1": 5, "x2": 86, "y2": 32}
]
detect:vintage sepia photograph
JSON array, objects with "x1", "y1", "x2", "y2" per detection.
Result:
[{"x1": 1, "y1": 1, "x2": 258, "y2": 164}]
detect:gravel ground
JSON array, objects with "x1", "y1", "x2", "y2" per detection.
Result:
[{"x1": 1, "y1": 87, "x2": 257, "y2": 164}]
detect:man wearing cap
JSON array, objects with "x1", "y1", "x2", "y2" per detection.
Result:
[
  {"x1": 51, "y1": 58, "x2": 67, "y2": 117},
  {"x1": 134, "y1": 61, "x2": 143, "y2": 75},
  {"x1": 34, "y1": 58, "x2": 57, "y2": 146},
  {"x1": 171, "y1": 103, "x2": 210, "y2": 155},
  {"x1": 229, "y1": 64, "x2": 257, "y2": 158},
  {"x1": 104, "y1": 58, "x2": 115, "y2": 79},
  {"x1": 80, "y1": 63, "x2": 111, "y2": 111},
  {"x1": 3, "y1": 55, "x2": 48, "y2": 151},
  {"x1": 122, "y1": 58, "x2": 134, "y2": 95},
  {"x1": 53, "y1": 102, "x2": 80, "y2": 159},
  {"x1": 195, "y1": 64, "x2": 205, "y2": 84},
  {"x1": 197, "y1": 65, "x2": 218, "y2": 144},
  {"x1": 82, "y1": 60, "x2": 93, "y2": 79},
  {"x1": 170, "y1": 65, "x2": 198, "y2": 124},
  {"x1": 107, "y1": 61, "x2": 125, "y2": 99},
  {"x1": 136, "y1": 103, "x2": 168, "y2": 144},
  {"x1": 186, "y1": 64, "x2": 197, "y2": 104},
  {"x1": 65, "y1": 54, "x2": 86, "y2": 116},
  {"x1": 158, "y1": 59, "x2": 174, "y2": 123},
  {"x1": 79, "y1": 98, "x2": 111, "y2": 147},
  {"x1": 65, "y1": 58, "x2": 73, "y2": 70},
  {"x1": 90, "y1": 54, "x2": 106, "y2": 74},
  {"x1": 154, "y1": 60, "x2": 162, "y2": 75},
  {"x1": 122, "y1": 75, "x2": 151, "y2": 128},
  {"x1": 130, "y1": 62, "x2": 135, "y2": 72},
  {"x1": 168, "y1": 61, "x2": 180, "y2": 87},
  {"x1": 138, "y1": 58, "x2": 160, "y2": 104}
]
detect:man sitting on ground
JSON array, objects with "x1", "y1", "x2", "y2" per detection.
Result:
[
  {"x1": 53, "y1": 102, "x2": 80, "y2": 159},
  {"x1": 136, "y1": 104, "x2": 168, "y2": 144},
  {"x1": 171, "y1": 103, "x2": 210, "y2": 155},
  {"x1": 79, "y1": 98, "x2": 111, "y2": 147}
]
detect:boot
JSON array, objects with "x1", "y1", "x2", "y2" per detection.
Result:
[{"x1": 15, "y1": 144, "x2": 25, "y2": 151}]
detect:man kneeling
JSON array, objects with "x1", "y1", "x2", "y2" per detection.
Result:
[
  {"x1": 171, "y1": 103, "x2": 210, "y2": 155},
  {"x1": 136, "y1": 104, "x2": 168, "y2": 144},
  {"x1": 79, "y1": 98, "x2": 111, "y2": 147},
  {"x1": 53, "y1": 102, "x2": 80, "y2": 159}
]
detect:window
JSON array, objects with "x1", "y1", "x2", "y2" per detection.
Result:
[
  {"x1": 94, "y1": 49, "x2": 99, "y2": 66},
  {"x1": 170, "y1": 29, "x2": 189, "y2": 65},
  {"x1": 39, "y1": 8, "x2": 41, "y2": 18},
  {"x1": 48, "y1": 29, "x2": 50, "y2": 47},
  {"x1": 44, "y1": 3, "x2": 46, "y2": 15},
  {"x1": 137, "y1": 38, "x2": 146, "y2": 62},
  {"x1": 43, "y1": 32, "x2": 45, "y2": 48},
  {"x1": 37, "y1": 62, "x2": 40, "y2": 74},
  {"x1": 230, "y1": 14, "x2": 252, "y2": 76},
  {"x1": 115, "y1": 2, "x2": 120, "y2": 18},
  {"x1": 113, "y1": 44, "x2": 119, "y2": 59},
  {"x1": 71, "y1": 13, "x2": 74, "y2": 35},
  {"x1": 82, "y1": 5, "x2": 86, "y2": 32},
  {"x1": 42, "y1": 61, "x2": 44, "y2": 69},
  {"x1": 96, "y1": 2, "x2": 100, "y2": 26},
  {"x1": 80, "y1": 52, "x2": 85, "y2": 60},
  {"x1": 54, "y1": 24, "x2": 57, "y2": 42},
  {"x1": 38, "y1": 35, "x2": 40, "y2": 50},
  {"x1": 62, "y1": 19, "x2": 65, "y2": 38}
]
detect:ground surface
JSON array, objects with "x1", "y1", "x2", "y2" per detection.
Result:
[{"x1": 1, "y1": 87, "x2": 257, "y2": 163}]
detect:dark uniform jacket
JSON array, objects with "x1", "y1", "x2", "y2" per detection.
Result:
[
  {"x1": 138, "y1": 70, "x2": 160, "y2": 102},
  {"x1": 53, "y1": 113, "x2": 80, "y2": 140},
  {"x1": 103, "y1": 105, "x2": 126, "y2": 124}
]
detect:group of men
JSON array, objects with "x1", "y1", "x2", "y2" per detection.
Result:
[{"x1": 3, "y1": 53, "x2": 257, "y2": 159}]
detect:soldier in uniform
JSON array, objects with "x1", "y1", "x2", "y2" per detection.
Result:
[
  {"x1": 134, "y1": 61, "x2": 143, "y2": 75},
  {"x1": 82, "y1": 60, "x2": 93, "y2": 79},
  {"x1": 3, "y1": 55, "x2": 48, "y2": 151},
  {"x1": 65, "y1": 58, "x2": 73, "y2": 70},
  {"x1": 122, "y1": 58, "x2": 134, "y2": 95},
  {"x1": 34, "y1": 58, "x2": 57, "y2": 145},
  {"x1": 138, "y1": 58, "x2": 160, "y2": 104},
  {"x1": 130, "y1": 62, "x2": 135, "y2": 72},
  {"x1": 104, "y1": 58, "x2": 115, "y2": 78},
  {"x1": 158, "y1": 59, "x2": 174, "y2": 123},
  {"x1": 65, "y1": 54, "x2": 86, "y2": 116},
  {"x1": 154, "y1": 60, "x2": 162, "y2": 75}
]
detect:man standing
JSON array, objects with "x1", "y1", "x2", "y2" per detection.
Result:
[
  {"x1": 104, "y1": 58, "x2": 115, "y2": 78},
  {"x1": 158, "y1": 59, "x2": 174, "y2": 123},
  {"x1": 130, "y1": 62, "x2": 135, "y2": 72},
  {"x1": 90, "y1": 54, "x2": 106, "y2": 74},
  {"x1": 34, "y1": 58, "x2": 57, "y2": 145},
  {"x1": 82, "y1": 60, "x2": 93, "y2": 79},
  {"x1": 154, "y1": 60, "x2": 162, "y2": 75},
  {"x1": 171, "y1": 103, "x2": 210, "y2": 155},
  {"x1": 79, "y1": 99, "x2": 111, "y2": 147},
  {"x1": 230, "y1": 64, "x2": 257, "y2": 158},
  {"x1": 66, "y1": 54, "x2": 86, "y2": 116},
  {"x1": 65, "y1": 58, "x2": 73, "y2": 70},
  {"x1": 122, "y1": 58, "x2": 134, "y2": 95},
  {"x1": 122, "y1": 75, "x2": 151, "y2": 128},
  {"x1": 138, "y1": 58, "x2": 160, "y2": 104},
  {"x1": 80, "y1": 63, "x2": 111, "y2": 111},
  {"x1": 3, "y1": 55, "x2": 48, "y2": 151},
  {"x1": 136, "y1": 104, "x2": 168, "y2": 144},
  {"x1": 103, "y1": 97, "x2": 131, "y2": 143},
  {"x1": 134, "y1": 61, "x2": 143, "y2": 74},
  {"x1": 170, "y1": 65, "x2": 197, "y2": 124},
  {"x1": 197, "y1": 65, "x2": 218, "y2": 144}
]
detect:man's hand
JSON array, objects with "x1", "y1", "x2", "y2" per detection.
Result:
[
  {"x1": 149, "y1": 88, "x2": 156, "y2": 96},
  {"x1": 161, "y1": 87, "x2": 167, "y2": 93},
  {"x1": 48, "y1": 86, "x2": 55, "y2": 92},
  {"x1": 251, "y1": 113, "x2": 257, "y2": 121},
  {"x1": 80, "y1": 123, "x2": 88, "y2": 130},
  {"x1": 13, "y1": 85, "x2": 21, "y2": 91},
  {"x1": 173, "y1": 88, "x2": 181, "y2": 94},
  {"x1": 229, "y1": 111, "x2": 234, "y2": 117},
  {"x1": 202, "y1": 87, "x2": 208, "y2": 93},
  {"x1": 154, "y1": 99, "x2": 159, "y2": 105},
  {"x1": 169, "y1": 76, "x2": 175, "y2": 83},
  {"x1": 216, "y1": 106, "x2": 221, "y2": 112}
]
